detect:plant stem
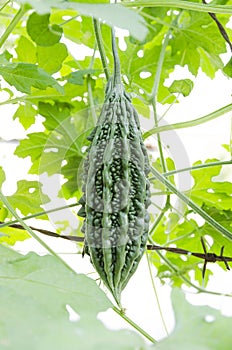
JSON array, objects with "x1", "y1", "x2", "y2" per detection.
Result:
[
  {"x1": 0, "y1": 203, "x2": 79, "y2": 228},
  {"x1": 93, "y1": 18, "x2": 110, "y2": 81},
  {"x1": 143, "y1": 103, "x2": 232, "y2": 139},
  {"x1": 122, "y1": 0, "x2": 232, "y2": 14},
  {"x1": 162, "y1": 160, "x2": 232, "y2": 177},
  {"x1": 0, "y1": 0, "x2": 11, "y2": 12},
  {"x1": 146, "y1": 251, "x2": 169, "y2": 336},
  {"x1": 149, "y1": 30, "x2": 171, "y2": 105},
  {"x1": 111, "y1": 27, "x2": 121, "y2": 85},
  {"x1": 0, "y1": 5, "x2": 28, "y2": 49},
  {"x1": 112, "y1": 306, "x2": 157, "y2": 343},
  {"x1": 148, "y1": 22, "x2": 175, "y2": 174},
  {"x1": 0, "y1": 191, "x2": 77, "y2": 274},
  {"x1": 150, "y1": 166, "x2": 232, "y2": 241}
]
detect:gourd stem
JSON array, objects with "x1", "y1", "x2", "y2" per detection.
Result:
[
  {"x1": 111, "y1": 27, "x2": 121, "y2": 85},
  {"x1": 112, "y1": 0, "x2": 121, "y2": 85},
  {"x1": 0, "y1": 5, "x2": 28, "y2": 49},
  {"x1": 93, "y1": 18, "x2": 110, "y2": 81}
]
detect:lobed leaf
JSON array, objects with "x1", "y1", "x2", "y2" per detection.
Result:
[
  {"x1": 0, "y1": 244, "x2": 146, "y2": 350},
  {"x1": 0, "y1": 63, "x2": 63, "y2": 94}
]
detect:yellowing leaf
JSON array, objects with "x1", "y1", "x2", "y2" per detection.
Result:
[
  {"x1": 13, "y1": 103, "x2": 37, "y2": 130},
  {"x1": 37, "y1": 43, "x2": 68, "y2": 74},
  {"x1": 15, "y1": 36, "x2": 36, "y2": 63}
]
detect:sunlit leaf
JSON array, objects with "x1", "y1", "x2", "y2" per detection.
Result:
[
  {"x1": 7, "y1": 180, "x2": 50, "y2": 215},
  {"x1": 13, "y1": 103, "x2": 37, "y2": 130},
  {"x1": 169, "y1": 79, "x2": 194, "y2": 97}
]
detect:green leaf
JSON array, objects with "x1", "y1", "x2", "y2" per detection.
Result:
[
  {"x1": 37, "y1": 43, "x2": 68, "y2": 74},
  {"x1": 0, "y1": 166, "x2": 5, "y2": 188},
  {"x1": 155, "y1": 289, "x2": 232, "y2": 350},
  {"x1": 0, "y1": 63, "x2": 63, "y2": 93},
  {"x1": 27, "y1": 12, "x2": 63, "y2": 46},
  {"x1": 14, "y1": 132, "x2": 49, "y2": 174},
  {"x1": 170, "y1": 11, "x2": 226, "y2": 76},
  {"x1": 0, "y1": 206, "x2": 8, "y2": 221},
  {"x1": 19, "y1": 1, "x2": 148, "y2": 41},
  {"x1": 65, "y1": 69, "x2": 97, "y2": 85},
  {"x1": 15, "y1": 36, "x2": 37, "y2": 63},
  {"x1": 189, "y1": 159, "x2": 232, "y2": 210},
  {"x1": 0, "y1": 51, "x2": 12, "y2": 64},
  {"x1": 223, "y1": 57, "x2": 232, "y2": 77},
  {"x1": 200, "y1": 205, "x2": 232, "y2": 256},
  {"x1": 0, "y1": 226, "x2": 30, "y2": 245},
  {"x1": 13, "y1": 103, "x2": 37, "y2": 130},
  {"x1": 169, "y1": 79, "x2": 194, "y2": 97},
  {"x1": 7, "y1": 180, "x2": 50, "y2": 216},
  {"x1": 38, "y1": 101, "x2": 72, "y2": 130},
  {"x1": 0, "y1": 244, "x2": 145, "y2": 350}
]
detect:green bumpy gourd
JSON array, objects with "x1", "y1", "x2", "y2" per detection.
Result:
[{"x1": 78, "y1": 79, "x2": 151, "y2": 306}]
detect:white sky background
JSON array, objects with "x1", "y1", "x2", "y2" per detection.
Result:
[{"x1": 0, "y1": 26, "x2": 232, "y2": 342}]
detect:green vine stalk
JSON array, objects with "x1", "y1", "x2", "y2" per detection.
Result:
[
  {"x1": 143, "y1": 103, "x2": 232, "y2": 139},
  {"x1": 122, "y1": 0, "x2": 232, "y2": 14},
  {"x1": 0, "y1": 5, "x2": 28, "y2": 49}
]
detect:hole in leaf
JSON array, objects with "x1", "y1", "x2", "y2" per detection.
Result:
[
  {"x1": 66, "y1": 305, "x2": 80, "y2": 322},
  {"x1": 140, "y1": 71, "x2": 151, "y2": 79},
  {"x1": 62, "y1": 16, "x2": 72, "y2": 21},
  {"x1": 204, "y1": 315, "x2": 215, "y2": 323},
  {"x1": 44, "y1": 148, "x2": 58, "y2": 153},
  {"x1": 137, "y1": 49, "x2": 144, "y2": 58},
  {"x1": 29, "y1": 188, "x2": 36, "y2": 194}
]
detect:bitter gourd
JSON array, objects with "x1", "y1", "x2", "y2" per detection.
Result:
[{"x1": 78, "y1": 27, "x2": 151, "y2": 306}]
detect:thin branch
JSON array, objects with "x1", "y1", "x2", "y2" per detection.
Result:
[
  {"x1": 2, "y1": 222, "x2": 232, "y2": 268},
  {"x1": 0, "y1": 203, "x2": 79, "y2": 228},
  {"x1": 0, "y1": 0, "x2": 11, "y2": 12},
  {"x1": 147, "y1": 243, "x2": 232, "y2": 264},
  {"x1": 122, "y1": 1, "x2": 232, "y2": 15},
  {"x1": 113, "y1": 306, "x2": 157, "y2": 343},
  {"x1": 158, "y1": 160, "x2": 232, "y2": 178},
  {"x1": 0, "y1": 5, "x2": 28, "y2": 49},
  {"x1": 203, "y1": 0, "x2": 232, "y2": 52},
  {"x1": 143, "y1": 103, "x2": 232, "y2": 139}
]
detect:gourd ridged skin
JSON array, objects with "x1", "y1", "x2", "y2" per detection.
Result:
[{"x1": 78, "y1": 81, "x2": 151, "y2": 306}]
